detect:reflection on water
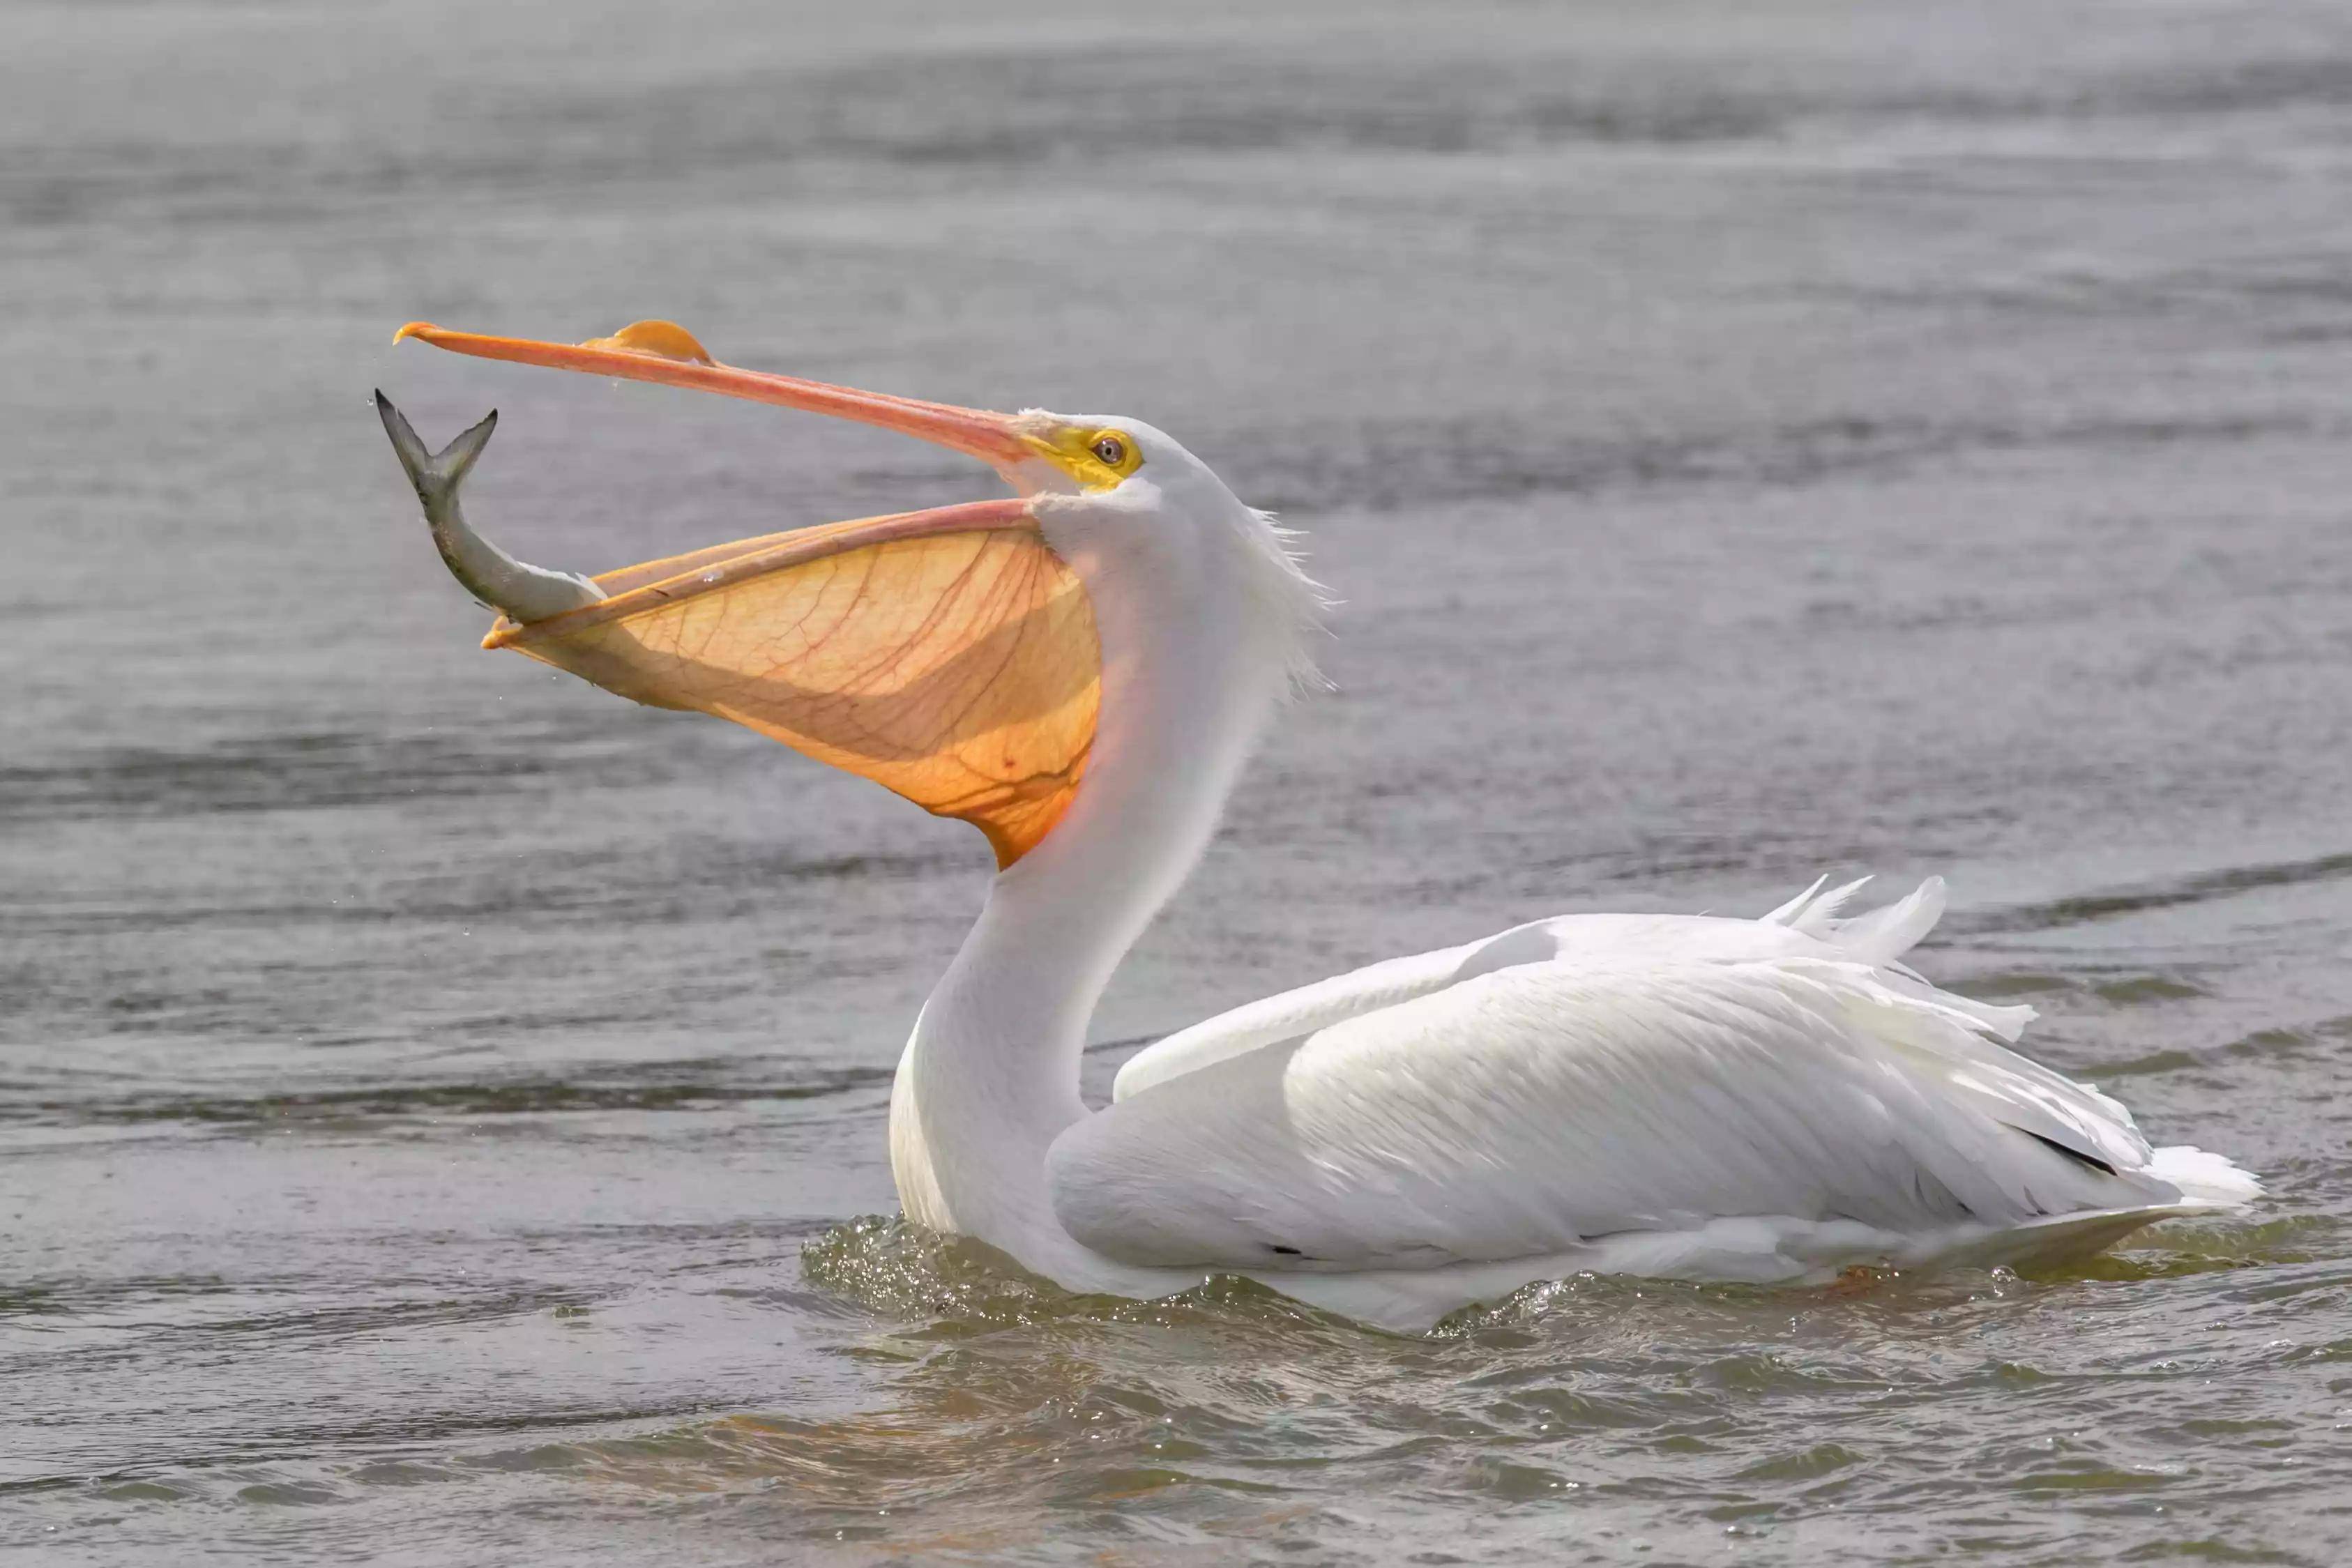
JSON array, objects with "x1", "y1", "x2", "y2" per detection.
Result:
[
  {"x1": 21, "y1": 1215, "x2": 2335, "y2": 1560},
  {"x1": 7, "y1": 0, "x2": 2352, "y2": 1562}
]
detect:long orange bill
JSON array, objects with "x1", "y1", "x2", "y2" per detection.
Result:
[
  {"x1": 393, "y1": 318, "x2": 1044, "y2": 480},
  {"x1": 383, "y1": 324, "x2": 1098, "y2": 867}
]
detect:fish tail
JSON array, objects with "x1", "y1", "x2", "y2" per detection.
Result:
[{"x1": 376, "y1": 390, "x2": 496, "y2": 508}]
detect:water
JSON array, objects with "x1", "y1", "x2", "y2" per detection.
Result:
[{"x1": 6, "y1": 0, "x2": 2352, "y2": 1560}]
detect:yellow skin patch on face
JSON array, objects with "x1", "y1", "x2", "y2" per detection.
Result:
[{"x1": 1017, "y1": 420, "x2": 1144, "y2": 492}]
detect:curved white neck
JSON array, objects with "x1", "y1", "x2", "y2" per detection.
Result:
[{"x1": 888, "y1": 504, "x2": 1291, "y2": 1268}]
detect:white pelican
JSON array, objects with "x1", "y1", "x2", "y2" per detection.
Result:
[{"x1": 378, "y1": 319, "x2": 2259, "y2": 1332}]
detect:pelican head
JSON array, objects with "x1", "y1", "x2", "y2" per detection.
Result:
[{"x1": 381, "y1": 320, "x2": 1323, "y2": 869}]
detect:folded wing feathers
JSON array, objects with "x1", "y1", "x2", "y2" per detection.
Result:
[
  {"x1": 1059, "y1": 874, "x2": 2256, "y2": 1273},
  {"x1": 1759, "y1": 874, "x2": 1830, "y2": 928},
  {"x1": 1125, "y1": 875, "x2": 1976, "y2": 1102},
  {"x1": 1766, "y1": 873, "x2": 1949, "y2": 965}
]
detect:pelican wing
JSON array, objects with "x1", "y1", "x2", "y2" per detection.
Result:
[
  {"x1": 1054, "y1": 882, "x2": 2250, "y2": 1273},
  {"x1": 1113, "y1": 875, "x2": 1957, "y2": 1102}
]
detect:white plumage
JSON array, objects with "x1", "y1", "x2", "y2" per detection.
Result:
[
  {"x1": 1054, "y1": 876, "x2": 2254, "y2": 1302},
  {"x1": 383, "y1": 330, "x2": 2259, "y2": 1334}
]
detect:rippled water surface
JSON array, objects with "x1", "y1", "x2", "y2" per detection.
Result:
[{"x1": 7, "y1": 1, "x2": 2352, "y2": 1562}]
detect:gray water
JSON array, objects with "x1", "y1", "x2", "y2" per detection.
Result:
[{"x1": 6, "y1": 1, "x2": 2352, "y2": 1562}]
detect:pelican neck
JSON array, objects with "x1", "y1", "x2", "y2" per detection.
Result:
[{"x1": 885, "y1": 517, "x2": 1296, "y2": 1263}]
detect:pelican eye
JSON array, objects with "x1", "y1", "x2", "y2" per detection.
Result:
[{"x1": 1044, "y1": 425, "x2": 1139, "y2": 489}]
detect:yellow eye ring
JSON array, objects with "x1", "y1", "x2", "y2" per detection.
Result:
[{"x1": 1024, "y1": 423, "x2": 1140, "y2": 489}]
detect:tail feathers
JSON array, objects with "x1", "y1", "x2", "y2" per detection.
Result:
[
  {"x1": 1911, "y1": 1203, "x2": 2213, "y2": 1273},
  {"x1": 2148, "y1": 1144, "x2": 2263, "y2": 1208}
]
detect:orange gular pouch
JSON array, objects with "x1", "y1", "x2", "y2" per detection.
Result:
[
  {"x1": 390, "y1": 317, "x2": 1100, "y2": 865},
  {"x1": 489, "y1": 500, "x2": 1100, "y2": 867}
]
